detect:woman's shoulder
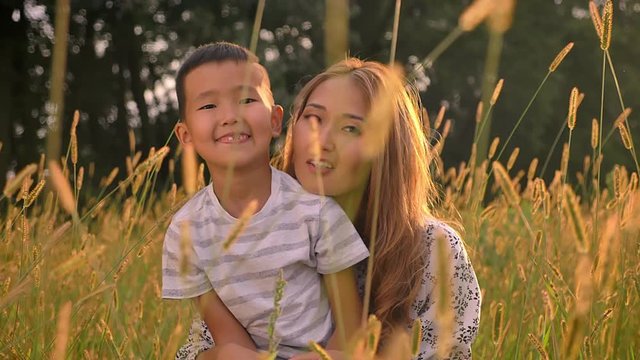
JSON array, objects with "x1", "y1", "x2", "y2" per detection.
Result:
[{"x1": 421, "y1": 218, "x2": 465, "y2": 250}]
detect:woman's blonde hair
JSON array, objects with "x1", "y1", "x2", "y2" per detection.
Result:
[{"x1": 273, "y1": 58, "x2": 438, "y2": 338}]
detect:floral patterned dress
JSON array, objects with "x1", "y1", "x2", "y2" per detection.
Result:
[{"x1": 174, "y1": 220, "x2": 481, "y2": 360}]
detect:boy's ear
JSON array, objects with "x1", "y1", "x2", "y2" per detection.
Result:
[
  {"x1": 270, "y1": 105, "x2": 284, "y2": 137},
  {"x1": 174, "y1": 121, "x2": 192, "y2": 145}
]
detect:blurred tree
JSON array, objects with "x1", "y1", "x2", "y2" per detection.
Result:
[{"x1": 1, "y1": 0, "x2": 639, "y2": 190}]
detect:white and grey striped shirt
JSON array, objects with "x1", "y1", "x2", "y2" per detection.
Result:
[{"x1": 162, "y1": 167, "x2": 369, "y2": 358}]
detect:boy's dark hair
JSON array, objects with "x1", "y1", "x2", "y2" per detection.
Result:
[{"x1": 176, "y1": 42, "x2": 259, "y2": 120}]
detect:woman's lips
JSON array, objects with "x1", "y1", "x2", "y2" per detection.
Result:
[{"x1": 306, "y1": 159, "x2": 334, "y2": 175}]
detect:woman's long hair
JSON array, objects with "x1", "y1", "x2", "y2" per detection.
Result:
[{"x1": 273, "y1": 58, "x2": 438, "y2": 338}]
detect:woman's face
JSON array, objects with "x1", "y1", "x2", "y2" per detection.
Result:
[{"x1": 292, "y1": 76, "x2": 372, "y2": 198}]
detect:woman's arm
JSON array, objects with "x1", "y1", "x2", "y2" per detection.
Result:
[
  {"x1": 415, "y1": 223, "x2": 481, "y2": 359},
  {"x1": 195, "y1": 290, "x2": 259, "y2": 360},
  {"x1": 322, "y1": 267, "x2": 363, "y2": 350}
]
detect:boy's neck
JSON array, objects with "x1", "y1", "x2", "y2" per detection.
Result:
[{"x1": 210, "y1": 163, "x2": 272, "y2": 218}]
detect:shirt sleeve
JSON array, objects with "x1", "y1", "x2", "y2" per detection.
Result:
[
  {"x1": 162, "y1": 219, "x2": 213, "y2": 299},
  {"x1": 313, "y1": 198, "x2": 369, "y2": 274},
  {"x1": 414, "y1": 222, "x2": 481, "y2": 360}
]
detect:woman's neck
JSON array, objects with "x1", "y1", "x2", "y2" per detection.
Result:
[
  {"x1": 334, "y1": 184, "x2": 367, "y2": 222},
  {"x1": 210, "y1": 163, "x2": 272, "y2": 218}
]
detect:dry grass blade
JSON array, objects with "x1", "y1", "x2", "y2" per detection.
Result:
[
  {"x1": 48, "y1": 161, "x2": 77, "y2": 216},
  {"x1": 549, "y1": 42, "x2": 574, "y2": 72},
  {"x1": 435, "y1": 232, "x2": 454, "y2": 358},
  {"x1": 223, "y1": 199, "x2": 259, "y2": 251},
  {"x1": 3, "y1": 163, "x2": 38, "y2": 198},
  {"x1": 601, "y1": 0, "x2": 613, "y2": 50},
  {"x1": 410, "y1": 318, "x2": 422, "y2": 356},
  {"x1": 380, "y1": 330, "x2": 412, "y2": 360},
  {"x1": 362, "y1": 79, "x2": 395, "y2": 158},
  {"x1": 52, "y1": 301, "x2": 72, "y2": 360},
  {"x1": 179, "y1": 222, "x2": 193, "y2": 277}
]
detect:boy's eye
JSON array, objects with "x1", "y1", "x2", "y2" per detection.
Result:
[
  {"x1": 239, "y1": 98, "x2": 257, "y2": 104},
  {"x1": 197, "y1": 104, "x2": 216, "y2": 110}
]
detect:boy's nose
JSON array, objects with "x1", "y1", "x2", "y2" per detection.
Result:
[{"x1": 220, "y1": 105, "x2": 240, "y2": 126}]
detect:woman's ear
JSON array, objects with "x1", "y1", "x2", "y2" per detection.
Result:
[
  {"x1": 271, "y1": 105, "x2": 284, "y2": 137},
  {"x1": 175, "y1": 121, "x2": 192, "y2": 145}
]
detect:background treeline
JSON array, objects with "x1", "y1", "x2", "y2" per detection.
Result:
[{"x1": 1, "y1": 0, "x2": 639, "y2": 189}]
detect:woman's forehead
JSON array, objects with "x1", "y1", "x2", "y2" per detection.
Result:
[{"x1": 306, "y1": 76, "x2": 368, "y2": 114}]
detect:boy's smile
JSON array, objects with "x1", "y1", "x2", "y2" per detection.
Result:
[{"x1": 176, "y1": 60, "x2": 283, "y2": 173}]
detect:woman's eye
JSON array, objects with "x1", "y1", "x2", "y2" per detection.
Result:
[
  {"x1": 239, "y1": 98, "x2": 256, "y2": 104},
  {"x1": 302, "y1": 114, "x2": 321, "y2": 123},
  {"x1": 342, "y1": 125, "x2": 362, "y2": 135},
  {"x1": 197, "y1": 104, "x2": 216, "y2": 110}
]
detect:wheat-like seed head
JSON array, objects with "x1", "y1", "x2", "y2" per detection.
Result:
[
  {"x1": 491, "y1": 302, "x2": 504, "y2": 345},
  {"x1": 562, "y1": 185, "x2": 588, "y2": 253},
  {"x1": 527, "y1": 158, "x2": 539, "y2": 181},
  {"x1": 488, "y1": 137, "x2": 500, "y2": 160},
  {"x1": 128, "y1": 129, "x2": 136, "y2": 155},
  {"x1": 590, "y1": 118, "x2": 599, "y2": 150},
  {"x1": 434, "y1": 105, "x2": 446, "y2": 130},
  {"x1": 492, "y1": 161, "x2": 520, "y2": 205},
  {"x1": 475, "y1": 101, "x2": 484, "y2": 124},
  {"x1": 101, "y1": 167, "x2": 119, "y2": 188},
  {"x1": 52, "y1": 301, "x2": 72, "y2": 360},
  {"x1": 488, "y1": 0, "x2": 515, "y2": 33},
  {"x1": 223, "y1": 199, "x2": 259, "y2": 251},
  {"x1": 568, "y1": 87, "x2": 579, "y2": 130},
  {"x1": 3, "y1": 163, "x2": 37, "y2": 198},
  {"x1": 459, "y1": 0, "x2": 495, "y2": 31},
  {"x1": 48, "y1": 161, "x2": 76, "y2": 216},
  {"x1": 308, "y1": 341, "x2": 331, "y2": 360},
  {"x1": 507, "y1": 147, "x2": 519, "y2": 170},
  {"x1": 70, "y1": 110, "x2": 79, "y2": 165},
  {"x1": 601, "y1": 0, "x2": 613, "y2": 50},
  {"x1": 25, "y1": 179, "x2": 46, "y2": 208},
  {"x1": 77, "y1": 166, "x2": 84, "y2": 191},
  {"x1": 589, "y1": 1, "x2": 603, "y2": 39},
  {"x1": 528, "y1": 334, "x2": 550, "y2": 360},
  {"x1": 179, "y1": 222, "x2": 193, "y2": 277},
  {"x1": 549, "y1": 42, "x2": 574, "y2": 72},
  {"x1": 490, "y1": 79, "x2": 505, "y2": 106},
  {"x1": 617, "y1": 123, "x2": 633, "y2": 150}
]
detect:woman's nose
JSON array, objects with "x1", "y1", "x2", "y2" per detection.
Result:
[{"x1": 318, "y1": 126, "x2": 335, "y2": 151}]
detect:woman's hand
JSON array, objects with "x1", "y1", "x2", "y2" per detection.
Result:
[{"x1": 289, "y1": 350, "x2": 347, "y2": 360}]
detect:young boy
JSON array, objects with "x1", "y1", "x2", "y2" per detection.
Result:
[{"x1": 162, "y1": 42, "x2": 369, "y2": 360}]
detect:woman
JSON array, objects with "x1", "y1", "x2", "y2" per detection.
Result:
[{"x1": 179, "y1": 58, "x2": 481, "y2": 360}]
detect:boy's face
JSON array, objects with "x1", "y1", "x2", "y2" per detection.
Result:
[{"x1": 176, "y1": 60, "x2": 283, "y2": 173}]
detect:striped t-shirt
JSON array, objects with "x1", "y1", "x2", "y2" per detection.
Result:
[{"x1": 162, "y1": 167, "x2": 369, "y2": 358}]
